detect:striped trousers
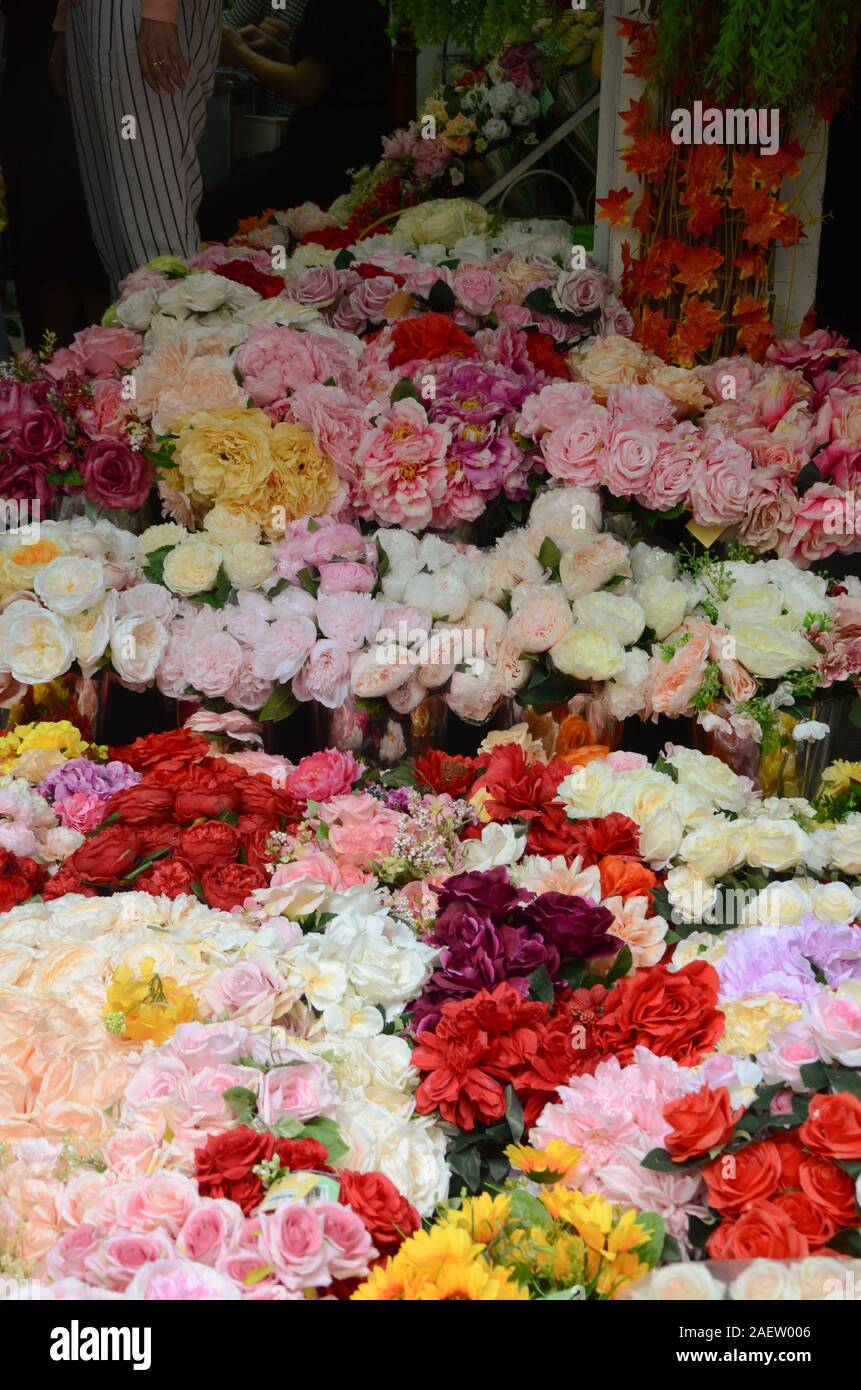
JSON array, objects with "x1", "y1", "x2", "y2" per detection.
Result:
[{"x1": 66, "y1": 0, "x2": 221, "y2": 295}]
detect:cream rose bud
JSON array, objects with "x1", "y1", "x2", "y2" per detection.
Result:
[
  {"x1": 638, "y1": 808, "x2": 685, "y2": 866},
  {"x1": 663, "y1": 747, "x2": 750, "y2": 813},
  {"x1": 5, "y1": 608, "x2": 74, "y2": 683},
  {"x1": 573, "y1": 591, "x2": 645, "y2": 647},
  {"x1": 403, "y1": 570, "x2": 471, "y2": 622},
  {"x1": 223, "y1": 541, "x2": 275, "y2": 591},
  {"x1": 351, "y1": 647, "x2": 414, "y2": 698},
  {"x1": 794, "y1": 1256, "x2": 861, "y2": 1301},
  {"x1": 679, "y1": 819, "x2": 746, "y2": 878},
  {"x1": 635, "y1": 575, "x2": 688, "y2": 641},
  {"x1": 826, "y1": 824, "x2": 861, "y2": 875},
  {"x1": 729, "y1": 1261, "x2": 803, "y2": 1302},
  {"x1": 743, "y1": 818, "x2": 813, "y2": 872},
  {"x1": 162, "y1": 537, "x2": 223, "y2": 597},
  {"x1": 629, "y1": 542, "x2": 675, "y2": 584},
  {"x1": 445, "y1": 662, "x2": 504, "y2": 723},
  {"x1": 110, "y1": 615, "x2": 169, "y2": 689},
  {"x1": 116, "y1": 286, "x2": 158, "y2": 332},
  {"x1": 203, "y1": 505, "x2": 261, "y2": 548},
  {"x1": 810, "y1": 880, "x2": 860, "y2": 925},
  {"x1": 460, "y1": 822, "x2": 526, "y2": 872},
  {"x1": 550, "y1": 624, "x2": 626, "y2": 681},
  {"x1": 729, "y1": 622, "x2": 816, "y2": 678},
  {"x1": 558, "y1": 532, "x2": 630, "y2": 600},
  {"x1": 33, "y1": 556, "x2": 105, "y2": 616},
  {"x1": 506, "y1": 582, "x2": 572, "y2": 652}
]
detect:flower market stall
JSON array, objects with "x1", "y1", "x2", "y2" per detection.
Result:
[{"x1": 1, "y1": 0, "x2": 861, "y2": 1312}]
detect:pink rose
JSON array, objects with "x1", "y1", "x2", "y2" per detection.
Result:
[
  {"x1": 288, "y1": 385, "x2": 367, "y2": 485},
  {"x1": 205, "y1": 955, "x2": 287, "y2": 1021},
  {"x1": 404, "y1": 264, "x2": 453, "y2": 299},
  {"x1": 78, "y1": 379, "x2": 131, "y2": 440},
  {"x1": 351, "y1": 275, "x2": 400, "y2": 324},
  {"x1": 689, "y1": 429, "x2": 752, "y2": 525},
  {"x1": 285, "y1": 748, "x2": 363, "y2": 804},
  {"x1": 647, "y1": 632, "x2": 710, "y2": 717},
  {"x1": 607, "y1": 384, "x2": 677, "y2": 427},
  {"x1": 317, "y1": 1202, "x2": 376, "y2": 1280},
  {"x1": 85, "y1": 1232, "x2": 175, "y2": 1292},
  {"x1": 737, "y1": 466, "x2": 797, "y2": 553},
  {"x1": 635, "y1": 431, "x2": 701, "y2": 511},
  {"x1": 125, "y1": 1258, "x2": 240, "y2": 1300},
  {"x1": 257, "y1": 1205, "x2": 331, "y2": 1291},
  {"x1": 317, "y1": 562, "x2": 376, "y2": 594},
  {"x1": 539, "y1": 409, "x2": 607, "y2": 484},
  {"x1": 184, "y1": 630, "x2": 243, "y2": 699},
  {"x1": 291, "y1": 639, "x2": 353, "y2": 708},
  {"x1": 103, "y1": 1131, "x2": 165, "y2": 1179},
  {"x1": 256, "y1": 1060, "x2": 338, "y2": 1126},
  {"x1": 553, "y1": 267, "x2": 610, "y2": 316},
  {"x1": 600, "y1": 422, "x2": 659, "y2": 496},
  {"x1": 116, "y1": 1174, "x2": 199, "y2": 1236},
  {"x1": 778, "y1": 482, "x2": 853, "y2": 563},
  {"x1": 65, "y1": 325, "x2": 141, "y2": 378},
  {"x1": 516, "y1": 381, "x2": 594, "y2": 438},
  {"x1": 294, "y1": 264, "x2": 343, "y2": 308},
  {"x1": 176, "y1": 1201, "x2": 239, "y2": 1266},
  {"x1": 453, "y1": 267, "x2": 502, "y2": 317}
]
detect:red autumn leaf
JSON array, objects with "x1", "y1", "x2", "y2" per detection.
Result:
[
  {"x1": 620, "y1": 96, "x2": 650, "y2": 137},
  {"x1": 622, "y1": 129, "x2": 674, "y2": 180},
  {"x1": 733, "y1": 250, "x2": 767, "y2": 280},
  {"x1": 634, "y1": 305, "x2": 673, "y2": 359},
  {"x1": 673, "y1": 244, "x2": 724, "y2": 295},
  {"x1": 596, "y1": 186, "x2": 634, "y2": 227},
  {"x1": 684, "y1": 190, "x2": 724, "y2": 238},
  {"x1": 681, "y1": 144, "x2": 727, "y2": 195},
  {"x1": 631, "y1": 186, "x2": 654, "y2": 237}
]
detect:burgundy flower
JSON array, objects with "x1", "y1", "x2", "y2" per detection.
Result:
[{"x1": 81, "y1": 438, "x2": 153, "y2": 508}]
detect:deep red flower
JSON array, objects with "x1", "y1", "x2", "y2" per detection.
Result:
[
  {"x1": 214, "y1": 259, "x2": 285, "y2": 299},
  {"x1": 387, "y1": 312, "x2": 477, "y2": 369},
  {"x1": 590, "y1": 960, "x2": 725, "y2": 1071},
  {"x1": 338, "y1": 1170, "x2": 420, "y2": 1259},
  {"x1": 200, "y1": 862, "x2": 265, "y2": 910},
  {"x1": 0, "y1": 849, "x2": 47, "y2": 911},
  {"x1": 563, "y1": 813, "x2": 642, "y2": 867},
  {"x1": 177, "y1": 820, "x2": 240, "y2": 873},
  {"x1": 414, "y1": 749, "x2": 483, "y2": 797},
  {"x1": 474, "y1": 744, "x2": 565, "y2": 823},
  {"x1": 135, "y1": 857, "x2": 196, "y2": 899},
  {"x1": 69, "y1": 825, "x2": 142, "y2": 885},
  {"x1": 110, "y1": 729, "x2": 209, "y2": 770},
  {"x1": 523, "y1": 330, "x2": 571, "y2": 379}
]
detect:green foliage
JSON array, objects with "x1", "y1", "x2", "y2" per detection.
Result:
[{"x1": 386, "y1": 0, "x2": 548, "y2": 54}]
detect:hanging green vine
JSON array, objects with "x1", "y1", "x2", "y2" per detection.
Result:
[
  {"x1": 385, "y1": 0, "x2": 549, "y2": 56},
  {"x1": 644, "y1": 0, "x2": 860, "y2": 117}
]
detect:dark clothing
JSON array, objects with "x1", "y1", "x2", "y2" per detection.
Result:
[{"x1": 199, "y1": 0, "x2": 392, "y2": 241}]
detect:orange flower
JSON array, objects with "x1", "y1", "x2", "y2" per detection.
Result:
[
  {"x1": 556, "y1": 713, "x2": 596, "y2": 754},
  {"x1": 598, "y1": 855, "x2": 659, "y2": 902},
  {"x1": 554, "y1": 745, "x2": 611, "y2": 771}
]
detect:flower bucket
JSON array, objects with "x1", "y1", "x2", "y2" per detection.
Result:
[
  {"x1": 316, "y1": 695, "x2": 449, "y2": 766},
  {"x1": 692, "y1": 698, "x2": 854, "y2": 800}
]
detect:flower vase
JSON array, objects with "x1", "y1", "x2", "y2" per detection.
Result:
[
  {"x1": 1, "y1": 671, "x2": 108, "y2": 746},
  {"x1": 693, "y1": 698, "x2": 854, "y2": 800}
]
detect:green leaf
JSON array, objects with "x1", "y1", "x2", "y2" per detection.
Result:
[
  {"x1": 799, "y1": 1060, "x2": 828, "y2": 1092},
  {"x1": 603, "y1": 944, "x2": 632, "y2": 985},
  {"x1": 194, "y1": 563, "x2": 232, "y2": 610},
  {"x1": 142, "y1": 544, "x2": 175, "y2": 586},
  {"x1": 298, "y1": 1116, "x2": 348, "y2": 1164},
  {"x1": 795, "y1": 460, "x2": 823, "y2": 495},
  {"x1": 653, "y1": 756, "x2": 678, "y2": 782},
  {"x1": 296, "y1": 566, "x2": 319, "y2": 597},
  {"x1": 190, "y1": 880, "x2": 206, "y2": 903},
  {"x1": 849, "y1": 698, "x2": 861, "y2": 731},
  {"x1": 641, "y1": 1147, "x2": 701, "y2": 1174},
  {"x1": 258, "y1": 684, "x2": 297, "y2": 723},
  {"x1": 390, "y1": 377, "x2": 421, "y2": 405},
  {"x1": 528, "y1": 963, "x2": 554, "y2": 1003},
  {"x1": 222, "y1": 1086, "x2": 257, "y2": 1122},
  {"x1": 635, "y1": 1211, "x2": 666, "y2": 1269},
  {"x1": 508, "y1": 1190, "x2": 553, "y2": 1227},
  {"x1": 825, "y1": 1067, "x2": 861, "y2": 1101},
  {"x1": 504, "y1": 1084, "x2": 524, "y2": 1144},
  {"x1": 520, "y1": 668, "x2": 579, "y2": 710},
  {"x1": 537, "y1": 536, "x2": 562, "y2": 577},
  {"x1": 524, "y1": 287, "x2": 558, "y2": 316},
  {"x1": 827, "y1": 1228, "x2": 861, "y2": 1258},
  {"x1": 334, "y1": 248, "x2": 355, "y2": 269}
]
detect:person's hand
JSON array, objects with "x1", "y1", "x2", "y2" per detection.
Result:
[
  {"x1": 220, "y1": 25, "x2": 252, "y2": 68},
  {"x1": 257, "y1": 16, "x2": 295, "y2": 58},
  {"x1": 138, "y1": 18, "x2": 189, "y2": 94},
  {"x1": 49, "y1": 33, "x2": 67, "y2": 99}
]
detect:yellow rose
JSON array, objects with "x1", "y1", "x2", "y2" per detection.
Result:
[{"x1": 162, "y1": 537, "x2": 223, "y2": 597}]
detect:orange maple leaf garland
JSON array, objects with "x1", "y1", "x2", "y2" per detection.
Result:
[{"x1": 596, "y1": 16, "x2": 807, "y2": 365}]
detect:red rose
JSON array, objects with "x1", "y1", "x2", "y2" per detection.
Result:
[
  {"x1": 799, "y1": 1093, "x2": 861, "y2": 1160},
  {"x1": 70, "y1": 825, "x2": 142, "y2": 884},
  {"x1": 701, "y1": 1139, "x2": 782, "y2": 1214},
  {"x1": 524, "y1": 329, "x2": 571, "y2": 379},
  {"x1": 300, "y1": 225, "x2": 354, "y2": 250},
  {"x1": 273, "y1": 1138, "x2": 331, "y2": 1173},
  {"x1": 565, "y1": 813, "x2": 642, "y2": 866},
  {"x1": 592, "y1": 961, "x2": 725, "y2": 1070},
  {"x1": 241, "y1": 828, "x2": 278, "y2": 876},
  {"x1": 663, "y1": 1085, "x2": 743, "y2": 1162},
  {"x1": 110, "y1": 729, "x2": 208, "y2": 770},
  {"x1": 105, "y1": 784, "x2": 176, "y2": 825},
  {"x1": 174, "y1": 787, "x2": 239, "y2": 822},
  {"x1": 414, "y1": 750, "x2": 483, "y2": 798},
  {"x1": 707, "y1": 1199, "x2": 810, "y2": 1260},
  {"x1": 769, "y1": 1131, "x2": 804, "y2": 1187},
  {"x1": 772, "y1": 1191, "x2": 836, "y2": 1246},
  {"x1": 177, "y1": 820, "x2": 240, "y2": 873},
  {"x1": 388, "y1": 312, "x2": 477, "y2": 369},
  {"x1": 201, "y1": 862, "x2": 265, "y2": 910},
  {"x1": 135, "y1": 857, "x2": 196, "y2": 899},
  {"x1": 81, "y1": 438, "x2": 153, "y2": 509},
  {"x1": 799, "y1": 1155, "x2": 859, "y2": 1226},
  {"x1": 195, "y1": 1126, "x2": 276, "y2": 1215},
  {"x1": 525, "y1": 802, "x2": 583, "y2": 860},
  {"x1": 0, "y1": 850, "x2": 47, "y2": 911},
  {"x1": 136, "y1": 823, "x2": 181, "y2": 854},
  {"x1": 338, "y1": 1170, "x2": 420, "y2": 1259}
]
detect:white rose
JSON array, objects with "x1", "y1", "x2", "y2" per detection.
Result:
[
  {"x1": 203, "y1": 505, "x2": 261, "y2": 547},
  {"x1": 556, "y1": 761, "x2": 616, "y2": 819},
  {"x1": 638, "y1": 808, "x2": 685, "y2": 866},
  {"x1": 33, "y1": 556, "x2": 105, "y2": 616},
  {"x1": 223, "y1": 542, "x2": 275, "y2": 590},
  {"x1": 528, "y1": 487, "x2": 601, "y2": 549},
  {"x1": 138, "y1": 522, "x2": 188, "y2": 558},
  {"x1": 680, "y1": 819, "x2": 747, "y2": 878},
  {"x1": 629, "y1": 542, "x2": 675, "y2": 584},
  {"x1": 116, "y1": 286, "x2": 158, "y2": 332},
  {"x1": 795, "y1": 1256, "x2": 861, "y2": 1301},
  {"x1": 828, "y1": 824, "x2": 861, "y2": 875},
  {"x1": 173, "y1": 270, "x2": 231, "y2": 314},
  {"x1": 67, "y1": 593, "x2": 116, "y2": 678},
  {"x1": 573, "y1": 591, "x2": 645, "y2": 646},
  {"x1": 550, "y1": 625, "x2": 626, "y2": 680},
  {"x1": 664, "y1": 865, "x2": 718, "y2": 924},
  {"x1": 743, "y1": 818, "x2": 813, "y2": 872},
  {"x1": 375, "y1": 1116, "x2": 450, "y2": 1217},
  {"x1": 729, "y1": 1260, "x2": 803, "y2": 1301},
  {"x1": 460, "y1": 823, "x2": 526, "y2": 872},
  {"x1": 664, "y1": 747, "x2": 750, "y2": 813},
  {"x1": 729, "y1": 622, "x2": 816, "y2": 678},
  {"x1": 745, "y1": 880, "x2": 812, "y2": 926},
  {"x1": 720, "y1": 583, "x2": 784, "y2": 628},
  {"x1": 162, "y1": 537, "x2": 223, "y2": 597},
  {"x1": 110, "y1": 615, "x2": 169, "y2": 689},
  {"x1": 635, "y1": 575, "x2": 688, "y2": 640},
  {"x1": 5, "y1": 608, "x2": 74, "y2": 683},
  {"x1": 810, "y1": 881, "x2": 860, "y2": 925}
]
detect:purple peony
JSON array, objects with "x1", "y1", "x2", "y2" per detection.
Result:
[{"x1": 40, "y1": 757, "x2": 142, "y2": 805}]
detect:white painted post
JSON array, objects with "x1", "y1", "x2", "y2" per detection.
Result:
[
  {"x1": 772, "y1": 117, "x2": 829, "y2": 338},
  {"x1": 593, "y1": 0, "x2": 644, "y2": 279}
]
